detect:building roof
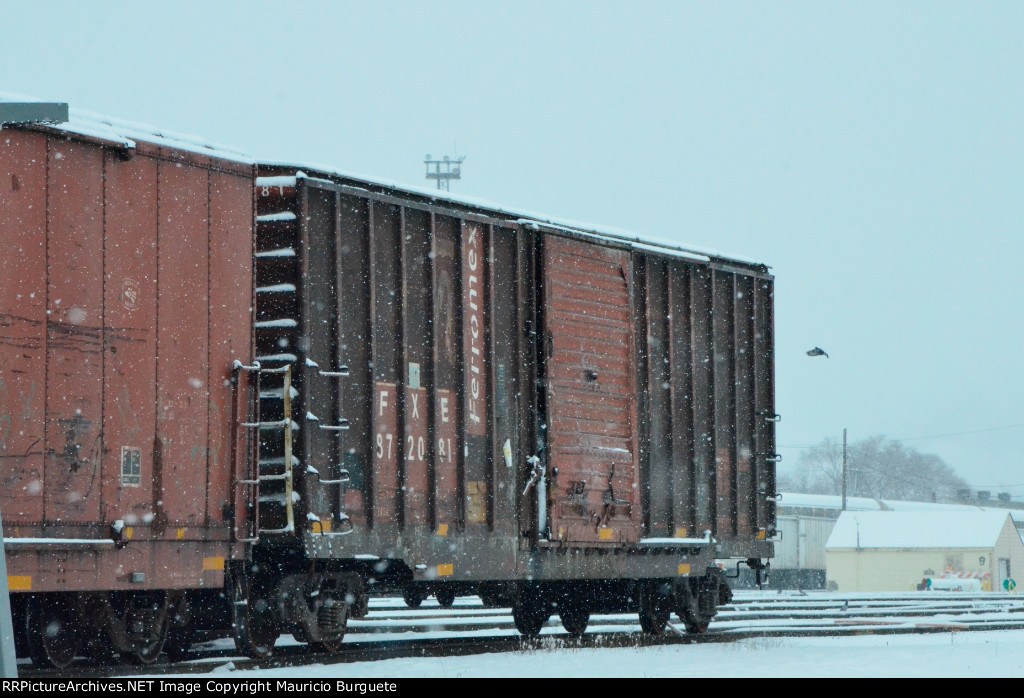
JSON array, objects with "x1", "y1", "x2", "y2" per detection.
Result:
[
  {"x1": 825, "y1": 510, "x2": 1014, "y2": 550},
  {"x1": 780, "y1": 492, "x2": 1024, "y2": 524}
]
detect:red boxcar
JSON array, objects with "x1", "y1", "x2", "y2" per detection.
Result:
[{"x1": 0, "y1": 110, "x2": 254, "y2": 666}]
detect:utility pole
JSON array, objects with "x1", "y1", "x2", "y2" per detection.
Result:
[
  {"x1": 424, "y1": 154, "x2": 465, "y2": 192},
  {"x1": 841, "y1": 428, "x2": 848, "y2": 511}
]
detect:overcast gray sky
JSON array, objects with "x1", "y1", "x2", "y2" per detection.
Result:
[{"x1": 3, "y1": 1, "x2": 1022, "y2": 497}]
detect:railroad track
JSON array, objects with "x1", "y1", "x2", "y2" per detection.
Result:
[{"x1": 24, "y1": 591, "x2": 1024, "y2": 678}]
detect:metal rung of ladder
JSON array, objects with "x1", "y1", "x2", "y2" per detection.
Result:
[
  {"x1": 257, "y1": 526, "x2": 295, "y2": 535},
  {"x1": 241, "y1": 418, "x2": 299, "y2": 430},
  {"x1": 260, "y1": 456, "x2": 300, "y2": 466},
  {"x1": 257, "y1": 472, "x2": 293, "y2": 482},
  {"x1": 236, "y1": 471, "x2": 293, "y2": 485},
  {"x1": 305, "y1": 357, "x2": 349, "y2": 378}
]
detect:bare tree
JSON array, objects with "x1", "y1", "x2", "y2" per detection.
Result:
[{"x1": 788, "y1": 435, "x2": 970, "y2": 502}]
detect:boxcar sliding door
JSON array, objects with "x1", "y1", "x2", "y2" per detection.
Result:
[{"x1": 542, "y1": 235, "x2": 641, "y2": 544}]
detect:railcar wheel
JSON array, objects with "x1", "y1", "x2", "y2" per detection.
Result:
[
  {"x1": 120, "y1": 593, "x2": 170, "y2": 665},
  {"x1": 637, "y1": 584, "x2": 671, "y2": 635},
  {"x1": 402, "y1": 586, "x2": 426, "y2": 609},
  {"x1": 85, "y1": 634, "x2": 118, "y2": 665},
  {"x1": 677, "y1": 577, "x2": 719, "y2": 634},
  {"x1": 682, "y1": 618, "x2": 710, "y2": 634},
  {"x1": 512, "y1": 597, "x2": 549, "y2": 638},
  {"x1": 164, "y1": 596, "x2": 195, "y2": 662},
  {"x1": 25, "y1": 596, "x2": 81, "y2": 669},
  {"x1": 435, "y1": 587, "x2": 456, "y2": 609},
  {"x1": 310, "y1": 633, "x2": 346, "y2": 654},
  {"x1": 124, "y1": 633, "x2": 166, "y2": 665},
  {"x1": 310, "y1": 624, "x2": 346, "y2": 655},
  {"x1": 558, "y1": 605, "x2": 590, "y2": 638},
  {"x1": 309, "y1": 597, "x2": 348, "y2": 654},
  {"x1": 478, "y1": 592, "x2": 505, "y2": 609},
  {"x1": 231, "y1": 572, "x2": 280, "y2": 660}
]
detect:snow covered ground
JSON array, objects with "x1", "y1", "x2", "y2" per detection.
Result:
[{"x1": 190, "y1": 630, "x2": 1024, "y2": 678}]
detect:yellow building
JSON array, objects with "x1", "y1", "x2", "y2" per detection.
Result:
[{"x1": 825, "y1": 510, "x2": 1023, "y2": 593}]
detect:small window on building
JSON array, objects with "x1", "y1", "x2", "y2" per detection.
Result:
[{"x1": 121, "y1": 447, "x2": 141, "y2": 487}]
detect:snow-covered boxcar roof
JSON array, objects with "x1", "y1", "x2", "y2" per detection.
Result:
[
  {"x1": 0, "y1": 92, "x2": 252, "y2": 163},
  {"x1": 258, "y1": 163, "x2": 771, "y2": 272}
]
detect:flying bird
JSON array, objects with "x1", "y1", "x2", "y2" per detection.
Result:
[{"x1": 806, "y1": 347, "x2": 829, "y2": 358}]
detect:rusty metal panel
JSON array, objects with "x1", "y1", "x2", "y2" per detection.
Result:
[
  {"x1": 713, "y1": 271, "x2": 737, "y2": 537},
  {"x1": 489, "y1": 226, "x2": 519, "y2": 537},
  {"x1": 101, "y1": 153, "x2": 158, "y2": 528},
  {"x1": 209, "y1": 169, "x2": 254, "y2": 526},
  {"x1": 431, "y1": 215, "x2": 461, "y2": 529},
  {"x1": 402, "y1": 208, "x2": 434, "y2": 528},
  {"x1": 371, "y1": 202, "x2": 402, "y2": 528},
  {"x1": 668, "y1": 262, "x2": 695, "y2": 536},
  {"x1": 302, "y1": 187, "x2": 340, "y2": 522},
  {"x1": 516, "y1": 228, "x2": 541, "y2": 539},
  {"x1": 754, "y1": 277, "x2": 777, "y2": 534},
  {"x1": 734, "y1": 274, "x2": 756, "y2": 537},
  {"x1": 336, "y1": 194, "x2": 371, "y2": 526},
  {"x1": 689, "y1": 266, "x2": 715, "y2": 535},
  {"x1": 373, "y1": 381, "x2": 399, "y2": 525},
  {"x1": 2, "y1": 125, "x2": 248, "y2": 594},
  {"x1": 0, "y1": 129, "x2": 47, "y2": 525},
  {"x1": 44, "y1": 140, "x2": 104, "y2": 524},
  {"x1": 544, "y1": 235, "x2": 640, "y2": 545},
  {"x1": 461, "y1": 221, "x2": 489, "y2": 526},
  {"x1": 156, "y1": 162, "x2": 209, "y2": 527},
  {"x1": 642, "y1": 258, "x2": 673, "y2": 536}
]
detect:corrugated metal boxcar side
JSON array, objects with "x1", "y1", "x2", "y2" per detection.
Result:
[
  {"x1": 0, "y1": 125, "x2": 254, "y2": 594},
  {"x1": 251, "y1": 166, "x2": 775, "y2": 585}
]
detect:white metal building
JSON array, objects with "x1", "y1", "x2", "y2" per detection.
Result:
[
  {"x1": 824, "y1": 510, "x2": 1024, "y2": 592},
  {"x1": 752, "y1": 493, "x2": 1024, "y2": 589}
]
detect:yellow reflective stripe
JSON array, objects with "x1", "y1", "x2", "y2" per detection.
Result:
[
  {"x1": 202, "y1": 556, "x2": 225, "y2": 571},
  {"x1": 8, "y1": 576, "x2": 31, "y2": 591}
]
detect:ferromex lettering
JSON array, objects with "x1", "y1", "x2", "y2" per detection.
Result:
[{"x1": 463, "y1": 222, "x2": 487, "y2": 436}]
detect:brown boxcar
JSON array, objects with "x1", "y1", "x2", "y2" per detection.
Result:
[
  {"x1": 0, "y1": 110, "x2": 254, "y2": 666},
  {"x1": 247, "y1": 164, "x2": 776, "y2": 639}
]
